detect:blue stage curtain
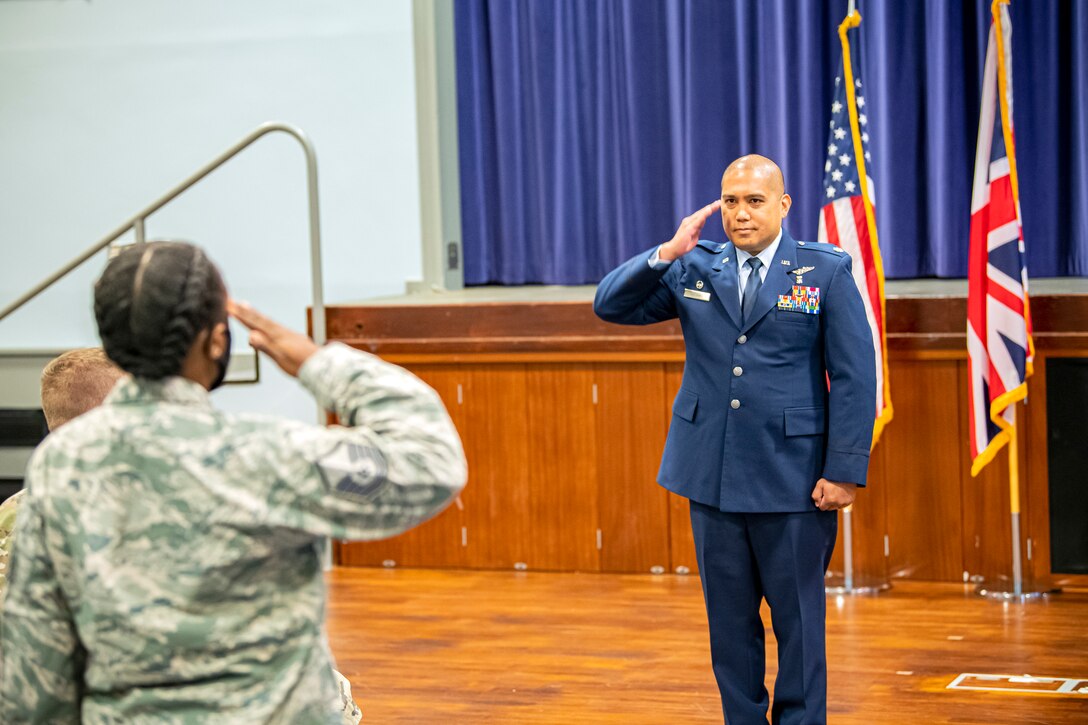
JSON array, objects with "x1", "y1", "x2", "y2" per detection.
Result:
[{"x1": 454, "y1": 0, "x2": 1087, "y2": 284}]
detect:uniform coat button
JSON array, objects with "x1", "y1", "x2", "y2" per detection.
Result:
[
  {"x1": 737, "y1": 335, "x2": 747, "y2": 344},
  {"x1": 730, "y1": 399, "x2": 741, "y2": 409},
  {"x1": 733, "y1": 366, "x2": 743, "y2": 376}
]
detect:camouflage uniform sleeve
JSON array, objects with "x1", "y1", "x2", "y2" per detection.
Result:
[
  {"x1": 0, "y1": 481, "x2": 84, "y2": 723},
  {"x1": 333, "y1": 669, "x2": 362, "y2": 724},
  {"x1": 259, "y1": 342, "x2": 467, "y2": 540},
  {"x1": 0, "y1": 489, "x2": 25, "y2": 611}
]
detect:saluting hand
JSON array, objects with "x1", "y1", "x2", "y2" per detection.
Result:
[
  {"x1": 811, "y1": 478, "x2": 857, "y2": 511},
  {"x1": 228, "y1": 299, "x2": 320, "y2": 378},
  {"x1": 658, "y1": 200, "x2": 723, "y2": 261}
]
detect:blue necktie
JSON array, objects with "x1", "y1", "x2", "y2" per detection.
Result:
[{"x1": 742, "y1": 257, "x2": 763, "y2": 325}]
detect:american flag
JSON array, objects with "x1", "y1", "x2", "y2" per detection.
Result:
[
  {"x1": 817, "y1": 11, "x2": 892, "y2": 444},
  {"x1": 967, "y1": 0, "x2": 1033, "y2": 476}
]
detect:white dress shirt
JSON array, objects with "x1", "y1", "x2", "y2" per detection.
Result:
[{"x1": 735, "y1": 229, "x2": 782, "y2": 305}]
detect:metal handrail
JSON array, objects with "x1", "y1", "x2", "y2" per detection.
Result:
[{"x1": 0, "y1": 121, "x2": 326, "y2": 348}]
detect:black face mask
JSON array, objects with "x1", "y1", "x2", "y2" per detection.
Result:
[{"x1": 209, "y1": 326, "x2": 232, "y2": 391}]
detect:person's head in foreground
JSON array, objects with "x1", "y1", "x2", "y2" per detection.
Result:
[
  {"x1": 40, "y1": 347, "x2": 124, "y2": 430},
  {"x1": 94, "y1": 241, "x2": 231, "y2": 389}
]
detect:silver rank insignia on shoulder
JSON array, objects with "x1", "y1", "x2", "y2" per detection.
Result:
[
  {"x1": 789, "y1": 265, "x2": 815, "y2": 283},
  {"x1": 684, "y1": 288, "x2": 711, "y2": 302}
]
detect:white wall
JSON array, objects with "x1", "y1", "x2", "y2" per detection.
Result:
[{"x1": 0, "y1": 0, "x2": 424, "y2": 420}]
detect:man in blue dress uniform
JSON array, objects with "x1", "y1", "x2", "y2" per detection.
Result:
[{"x1": 594, "y1": 155, "x2": 876, "y2": 724}]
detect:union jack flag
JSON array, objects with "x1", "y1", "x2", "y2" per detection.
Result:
[
  {"x1": 967, "y1": 0, "x2": 1033, "y2": 476},
  {"x1": 817, "y1": 10, "x2": 892, "y2": 444}
]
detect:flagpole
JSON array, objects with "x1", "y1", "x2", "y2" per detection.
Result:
[
  {"x1": 1008, "y1": 408, "x2": 1023, "y2": 596},
  {"x1": 843, "y1": 505, "x2": 854, "y2": 590},
  {"x1": 973, "y1": 0, "x2": 1047, "y2": 604},
  {"x1": 977, "y1": 404, "x2": 1048, "y2": 601},
  {"x1": 833, "y1": 5, "x2": 863, "y2": 598},
  {"x1": 992, "y1": 0, "x2": 1028, "y2": 598},
  {"x1": 822, "y1": 0, "x2": 889, "y2": 597}
]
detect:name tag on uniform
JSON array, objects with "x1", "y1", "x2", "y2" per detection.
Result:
[
  {"x1": 777, "y1": 285, "x2": 821, "y2": 314},
  {"x1": 684, "y1": 288, "x2": 711, "y2": 302}
]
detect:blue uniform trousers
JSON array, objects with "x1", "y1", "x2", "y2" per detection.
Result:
[{"x1": 690, "y1": 502, "x2": 838, "y2": 725}]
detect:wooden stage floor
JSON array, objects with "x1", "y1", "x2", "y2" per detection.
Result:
[{"x1": 326, "y1": 568, "x2": 1088, "y2": 724}]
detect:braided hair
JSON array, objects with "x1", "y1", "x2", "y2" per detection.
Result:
[{"x1": 94, "y1": 242, "x2": 226, "y2": 380}]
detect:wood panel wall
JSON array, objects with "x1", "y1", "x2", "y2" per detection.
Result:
[
  {"x1": 326, "y1": 292, "x2": 1088, "y2": 584},
  {"x1": 339, "y1": 362, "x2": 686, "y2": 574}
]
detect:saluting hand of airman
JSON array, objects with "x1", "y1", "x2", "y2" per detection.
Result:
[
  {"x1": 228, "y1": 300, "x2": 320, "y2": 379},
  {"x1": 658, "y1": 200, "x2": 722, "y2": 262}
]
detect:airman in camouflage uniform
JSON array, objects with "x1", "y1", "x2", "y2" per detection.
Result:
[
  {"x1": 0, "y1": 243, "x2": 466, "y2": 723},
  {"x1": 0, "y1": 348, "x2": 123, "y2": 619}
]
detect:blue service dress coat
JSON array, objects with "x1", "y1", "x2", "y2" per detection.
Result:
[{"x1": 593, "y1": 231, "x2": 876, "y2": 512}]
